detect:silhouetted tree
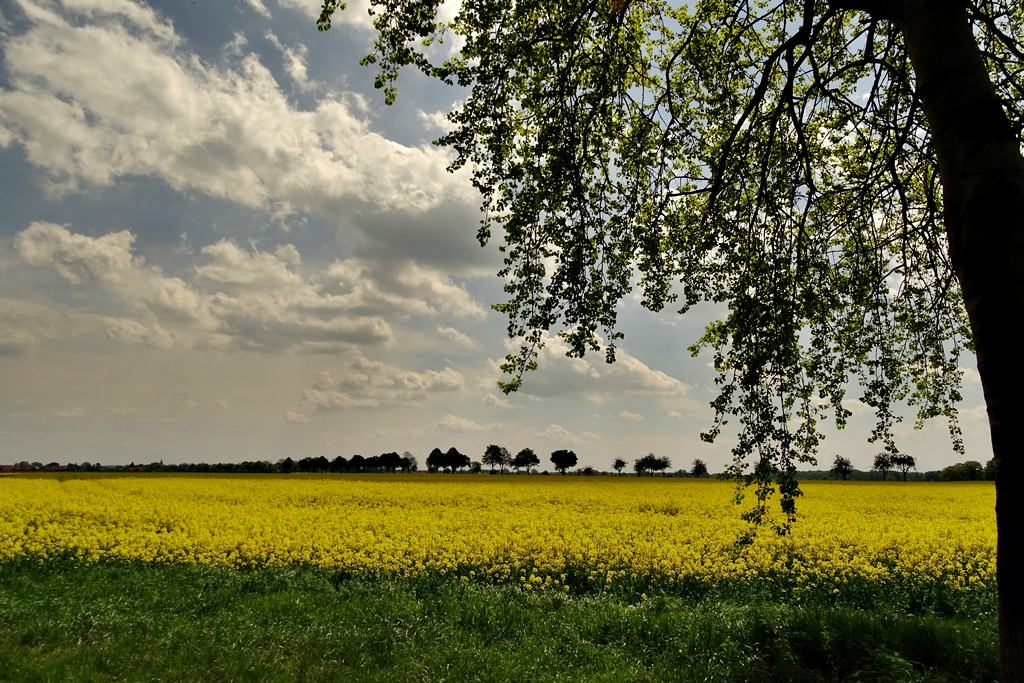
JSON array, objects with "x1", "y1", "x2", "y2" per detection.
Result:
[
  {"x1": 891, "y1": 454, "x2": 917, "y2": 481},
  {"x1": 653, "y1": 455, "x2": 672, "y2": 476},
  {"x1": 830, "y1": 455, "x2": 853, "y2": 481},
  {"x1": 349, "y1": 454, "x2": 367, "y2": 473},
  {"x1": 550, "y1": 449, "x2": 577, "y2": 475},
  {"x1": 379, "y1": 451, "x2": 404, "y2": 472},
  {"x1": 483, "y1": 444, "x2": 511, "y2": 473},
  {"x1": 330, "y1": 456, "x2": 347, "y2": 473},
  {"x1": 872, "y1": 453, "x2": 893, "y2": 481},
  {"x1": 512, "y1": 448, "x2": 539, "y2": 474},
  {"x1": 426, "y1": 448, "x2": 444, "y2": 473},
  {"x1": 612, "y1": 458, "x2": 627, "y2": 476},
  {"x1": 445, "y1": 447, "x2": 471, "y2": 473},
  {"x1": 402, "y1": 452, "x2": 418, "y2": 472},
  {"x1": 690, "y1": 459, "x2": 709, "y2": 478}
]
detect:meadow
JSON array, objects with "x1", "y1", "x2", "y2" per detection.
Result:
[{"x1": 0, "y1": 474, "x2": 999, "y2": 681}]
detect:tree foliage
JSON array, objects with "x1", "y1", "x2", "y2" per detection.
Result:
[
  {"x1": 513, "y1": 447, "x2": 541, "y2": 473},
  {"x1": 830, "y1": 455, "x2": 853, "y2": 481},
  {"x1": 872, "y1": 453, "x2": 893, "y2": 481},
  {"x1": 691, "y1": 459, "x2": 709, "y2": 478},
  {"x1": 315, "y1": 0, "x2": 1024, "y2": 532},
  {"x1": 891, "y1": 454, "x2": 917, "y2": 481},
  {"x1": 941, "y1": 460, "x2": 985, "y2": 481},
  {"x1": 550, "y1": 449, "x2": 578, "y2": 474}
]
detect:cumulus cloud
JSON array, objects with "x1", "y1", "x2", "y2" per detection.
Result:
[
  {"x1": 283, "y1": 409, "x2": 309, "y2": 423},
  {"x1": 437, "y1": 325, "x2": 478, "y2": 347},
  {"x1": 14, "y1": 222, "x2": 485, "y2": 353},
  {"x1": 301, "y1": 356, "x2": 464, "y2": 410},
  {"x1": 534, "y1": 424, "x2": 602, "y2": 443},
  {"x1": 426, "y1": 413, "x2": 506, "y2": 433},
  {"x1": 0, "y1": 0, "x2": 472, "y2": 212},
  {"x1": 482, "y1": 393, "x2": 512, "y2": 408},
  {"x1": 618, "y1": 410, "x2": 645, "y2": 422},
  {"x1": 489, "y1": 333, "x2": 690, "y2": 403}
]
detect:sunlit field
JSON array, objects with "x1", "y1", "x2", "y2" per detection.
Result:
[{"x1": 0, "y1": 474, "x2": 995, "y2": 597}]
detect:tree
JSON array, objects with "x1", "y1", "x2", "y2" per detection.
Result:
[
  {"x1": 318, "y1": 0, "x2": 1024, "y2": 672},
  {"x1": 512, "y1": 448, "x2": 540, "y2": 474},
  {"x1": 379, "y1": 451, "x2": 404, "y2": 473},
  {"x1": 550, "y1": 449, "x2": 578, "y2": 475},
  {"x1": 482, "y1": 444, "x2": 511, "y2": 473},
  {"x1": 941, "y1": 460, "x2": 986, "y2": 481},
  {"x1": 633, "y1": 457, "x2": 649, "y2": 477},
  {"x1": 612, "y1": 457, "x2": 627, "y2": 476},
  {"x1": 987, "y1": 458, "x2": 1001, "y2": 482},
  {"x1": 426, "y1": 448, "x2": 444, "y2": 473},
  {"x1": 279, "y1": 457, "x2": 295, "y2": 474},
  {"x1": 402, "y1": 452, "x2": 418, "y2": 472},
  {"x1": 691, "y1": 459, "x2": 709, "y2": 479},
  {"x1": 658, "y1": 456, "x2": 672, "y2": 476},
  {"x1": 349, "y1": 455, "x2": 366, "y2": 473},
  {"x1": 445, "y1": 447, "x2": 471, "y2": 473},
  {"x1": 873, "y1": 454, "x2": 893, "y2": 482},
  {"x1": 830, "y1": 456, "x2": 853, "y2": 481},
  {"x1": 891, "y1": 454, "x2": 917, "y2": 482},
  {"x1": 330, "y1": 455, "x2": 348, "y2": 473}
]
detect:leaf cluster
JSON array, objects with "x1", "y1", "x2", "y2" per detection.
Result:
[{"x1": 317, "y1": 0, "x2": 1024, "y2": 531}]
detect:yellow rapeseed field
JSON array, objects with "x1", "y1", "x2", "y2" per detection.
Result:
[{"x1": 0, "y1": 474, "x2": 994, "y2": 593}]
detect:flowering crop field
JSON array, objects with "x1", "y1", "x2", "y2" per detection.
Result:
[{"x1": 0, "y1": 474, "x2": 995, "y2": 596}]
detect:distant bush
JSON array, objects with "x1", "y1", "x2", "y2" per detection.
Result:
[{"x1": 940, "y1": 461, "x2": 985, "y2": 481}]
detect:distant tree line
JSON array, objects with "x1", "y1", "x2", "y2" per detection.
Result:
[
  {"x1": 8, "y1": 450, "x2": 996, "y2": 481},
  {"x1": 821, "y1": 454, "x2": 999, "y2": 481}
]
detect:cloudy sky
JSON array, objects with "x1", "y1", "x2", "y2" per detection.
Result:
[{"x1": 0, "y1": 0, "x2": 993, "y2": 470}]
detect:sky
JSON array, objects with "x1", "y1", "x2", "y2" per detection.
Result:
[{"x1": 0, "y1": 0, "x2": 994, "y2": 471}]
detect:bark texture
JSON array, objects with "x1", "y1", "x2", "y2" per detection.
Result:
[{"x1": 896, "y1": 0, "x2": 1024, "y2": 679}]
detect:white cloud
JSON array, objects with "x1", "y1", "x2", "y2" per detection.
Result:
[
  {"x1": 418, "y1": 109, "x2": 456, "y2": 133},
  {"x1": 491, "y1": 333, "x2": 689, "y2": 403},
  {"x1": 427, "y1": 413, "x2": 506, "y2": 433},
  {"x1": 0, "y1": 0, "x2": 472, "y2": 212},
  {"x1": 534, "y1": 424, "x2": 602, "y2": 443},
  {"x1": 217, "y1": 400, "x2": 229, "y2": 410},
  {"x1": 482, "y1": 393, "x2": 512, "y2": 408},
  {"x1": 264, "y1": 31, "x2": 312, "y2": 90},
  {"x1": 15, "y1": 223, "x2": 488, "y2": 353},
  {"x1": 301, "y1": 356, "x2": 464, "y2": 410},
  {"x1": 437, "y1": 325, "x2": 478, "y2": 347},
  {"x1": 244, "y1": 0, "x2": 272, "y2": 18},
  {"x1": 106, "y1": 407, "x2": 137, "y2": 415},
  {"x1": 55, "y1": 407, "x2": 86, "y2": 417},
  {"x1": 667, "y1": 410, "x2": 683, "y2": 419},
  {"x1": 283, "y1": 409, "x2": 309, "y2": 423},
  {"x1": 618, "y1": 409, "x2": 645, "y2": 422}
]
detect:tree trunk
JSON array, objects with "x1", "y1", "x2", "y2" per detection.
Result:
[{"x1": 896, "y1": 0, "x2": 1024, "y2": 678}]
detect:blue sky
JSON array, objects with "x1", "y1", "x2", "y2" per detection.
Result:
[{"x1": 0, "y1": 0, "x2": 993, "y2": 470}]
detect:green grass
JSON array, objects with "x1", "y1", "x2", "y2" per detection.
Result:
[{"x1": 0, "y1": 563, "x2": 997, "y2": 682}]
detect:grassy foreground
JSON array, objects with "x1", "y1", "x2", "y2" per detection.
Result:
[{"x1": 0, "y1": 563, "x2": 997, "y2": 683}]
